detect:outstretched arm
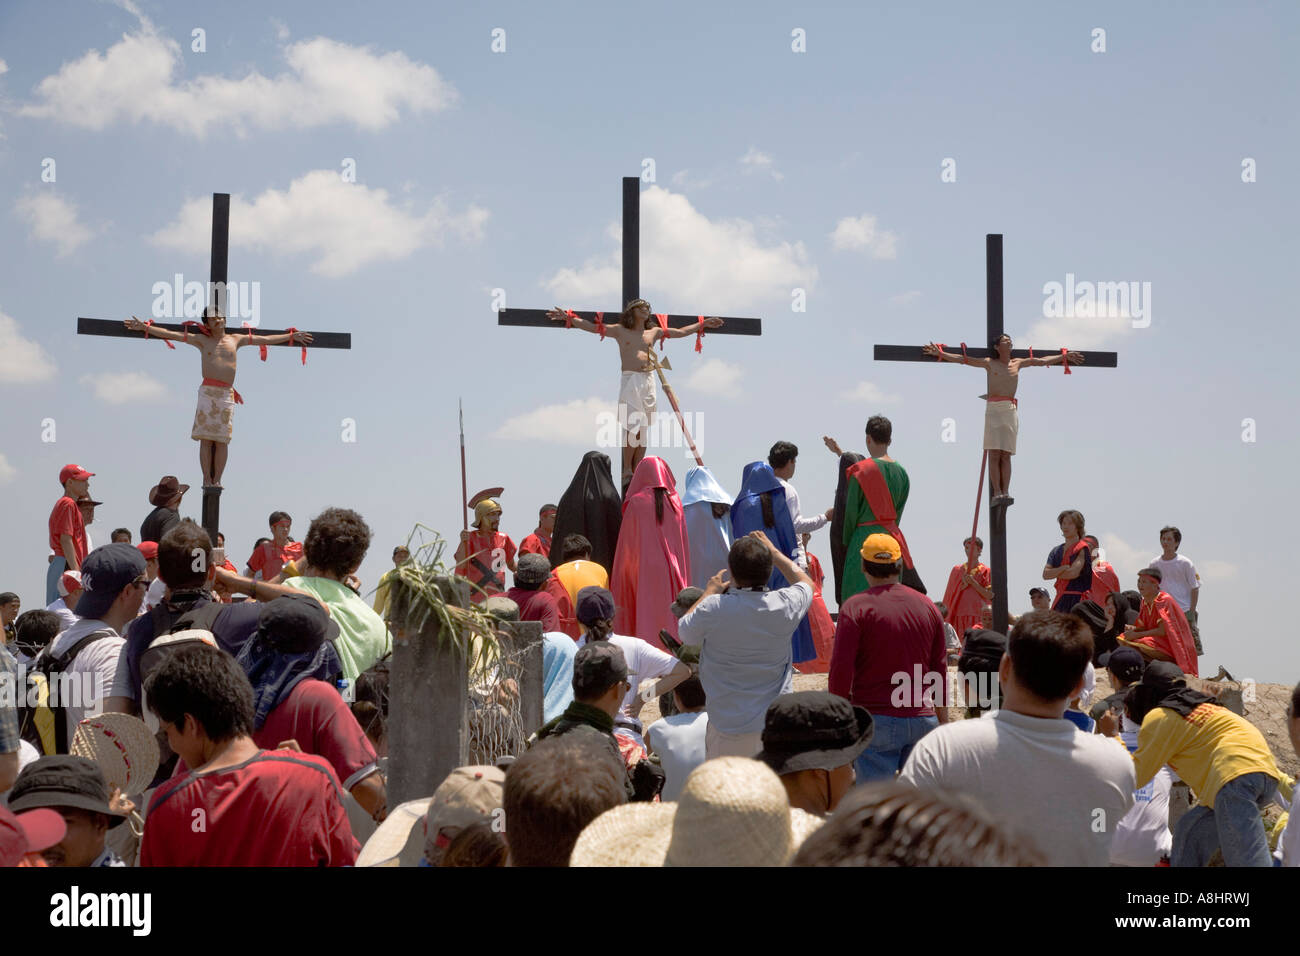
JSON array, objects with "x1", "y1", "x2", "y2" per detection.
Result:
[
  {"x1": 662, "y1": 316, "x2": 724, "y2": 339},
  {"x1": 241, "y1": 330, "x2": 315, "y2": 348},
  {"x1": 921, "y1": 342, "x2": 989, "y2": 369},
  {"x1": 547, "y1": 307, "x2": 608, "y2": 336},
  {"x1": 124, "y1": 316, "x2": 198, "y2": 346},
  {"x1": 1021, "y1": 350, "x2": 1085, "y2": 368}
]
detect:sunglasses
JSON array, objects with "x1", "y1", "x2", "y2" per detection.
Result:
[{"x1": 130, "y1": 578, "x2": 150, "y2": 590}]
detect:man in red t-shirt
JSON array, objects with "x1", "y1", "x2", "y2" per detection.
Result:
[
  {"x1": 519, "y1": 504, "x2": 558, "y2": 560},
  {"x1": 141, "y1": 644, "x2": 357, "y2": 867},
  {"x1": 505, "y1": 554, "x2": 562, "y2": 632},
  {"x1": 829, "y1": 533, "x2": 949, "y2": 784},
  {"x1": 46, "y1": 464, "x2": 93, "y2": 605},
  {"x1": 245, "y1": 510, "x2": 304, "y2": 582}
]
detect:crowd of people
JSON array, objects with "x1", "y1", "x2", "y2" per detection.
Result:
[{"x1": 0, "y1": 411, "x2": 1287, "y2": 871}]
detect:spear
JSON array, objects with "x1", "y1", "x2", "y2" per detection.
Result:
[
  {"x1": 645, "y1": 351, "x2": 704, "y2": 467},
  {"x1": 459, "y1": 398, "x2": 469, "y2": 532}
]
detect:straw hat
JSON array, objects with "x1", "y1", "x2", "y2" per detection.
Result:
[
  {"x1": 570, "y1": 757, "x2": 824, "y2": 867},
  {"x1": 71, "y1": 713, "x2": 160, "y2": 796}
]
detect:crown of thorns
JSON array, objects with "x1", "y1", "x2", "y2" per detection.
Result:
[{"x1": 623, "y1": 299, "x2": 651, "y2": 317}]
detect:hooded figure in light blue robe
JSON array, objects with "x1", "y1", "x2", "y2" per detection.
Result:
[{"x1": 681, "y1": 465, "x2": 734, "y2": 591}]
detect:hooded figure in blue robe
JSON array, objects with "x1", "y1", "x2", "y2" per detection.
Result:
[
  {"x1": 681, "y1": 465, "x2": 734, "y2": 591},
  {"x1": 729, "y1": 461, "x2": 816, "y2": 663}
]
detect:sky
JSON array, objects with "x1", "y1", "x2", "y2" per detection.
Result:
[{"x1": 0, "y1": 1, "x2": 1295, "y2": 681}]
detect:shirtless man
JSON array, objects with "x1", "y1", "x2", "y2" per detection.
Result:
[
  {"x1": 547, "y1": 300, "x2": 721, "y2": 486},
  {"x1": 921, "y1": 334, "x2": 1083, "y2": 503},
  {"x1": 124, "y1": 309, "x2": 312, "y2": 487}
]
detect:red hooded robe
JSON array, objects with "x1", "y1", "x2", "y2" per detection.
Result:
[
  {"x1": 610, "y1": 457, "x2": 690, "y2": 650},
  {"x1": 1133, "y1": 591, "x2": 1199, "y2": 677}
]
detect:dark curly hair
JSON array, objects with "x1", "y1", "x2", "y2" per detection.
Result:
[
  {"x1": 303, "y1": 507, "x2": 373, "y2": 578},
  {"x1": 144, "y1": 644, "x2": 254, "y2": 743}
]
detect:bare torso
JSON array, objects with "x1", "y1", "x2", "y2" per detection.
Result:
[
  {"x1": 198, "y1": 333, "x2": 243, "y2": 383},
  {"x1": 986, "y1": 358, "x2": 1027, "y2": 399},
  {"x1": 612, "y1": 323, "x2": 662, "y2": 372}
]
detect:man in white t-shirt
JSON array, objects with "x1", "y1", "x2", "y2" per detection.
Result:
[
  {"x1": 40, "y1": 544, "x2": 147, "y2": 748},
  {"x1": 645, "y1": 674, "x2": 708, "y2": 801},
  {"x1": 679, "y1": 531, "x2": 814, "y2": 759},
  {"x1": 1150, "y1": 525, "x2": 1201, "y2": 652},
  {"x1": 769, "y1": 441, "x2": 832, "y2": 570},
  {"x1": 899, "y1": 609, "x2": 1135, "y2": 866}
]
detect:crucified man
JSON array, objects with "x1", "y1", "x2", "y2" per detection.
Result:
[
  {"x1": 123, "y1": 309, "x2": 312, "y2": 487},
  {"x1": 921, "y1": 334, "x2": 1083, "y2": 502},
  {"x1": 546, "y1": 300, "x2": 721, "y2": 487}
]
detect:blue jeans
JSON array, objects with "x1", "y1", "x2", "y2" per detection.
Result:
[
  {"x1": 46, "y1": 555, "x2": 67, "y2": 606},
  {"x1": 855, "y1": 714, "x2": 939, "y2": 783},
  {"x1": 1171, "y1": 772, "x2": 1277, "y2": 867}
]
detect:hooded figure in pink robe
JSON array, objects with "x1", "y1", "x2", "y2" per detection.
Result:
[{"x1": 610, "y1": 456, "x2": 690, "y2": 651}]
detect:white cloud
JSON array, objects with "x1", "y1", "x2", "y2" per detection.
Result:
[
  {"x1": 830, "y1": 214, "x2": 898, "y2": 260},
  {"x1": 682, "y1": 359, "x2": 742, "y2": 398},
  {"x1": 1096, "y1": 532, "x2": 1146, "y2": 583},
  {"x1": 78, "y1": 371, "x2": 167, "y2": 404},
  {"x1": 838, "y1": 381, "x2": 901, "y2": 404},
  {"x1": 493, "y1": 397, "x2": 615, "y2": 446},
  {"x1": 19, "y1": 18, "x2": 455, "y2": 137},
  {"x1": 0, "y1": 454, "x2": 16, "y2": 485},
  {"x1": 0, "y1": 308, "x2": 57, "y2": 383},
  {"x1": 150, "y1": 171, "x2": 488, "y2": 278},
  {"x1": 739, "y1": 147, "x2": 783, "y2": 181},
  {"x1": 1021, "y1": 308, "x2": 1139, "y2": 352},
  {"x1": 1200, "y1": 560, "x2": 1237, "y2": 582},
  {"x1": 544, "y1": 186, "x2": 816, "y2": 311},
  {"x1": 271, "y1": 18, "x2": 291, "y2": 41},
  {"x1": 890, "y1": 290, "x2": 922, "y2": 307},
  {"x1": 0, "y1": 59, "x2": 8, "y2": 76},
  {"x1": 14, "y1": 192, "x2": 95, "y2": 255}
]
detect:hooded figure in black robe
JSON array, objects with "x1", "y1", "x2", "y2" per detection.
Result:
[{"x1": 550, "y1": 451, "x2": 622, "y2": 573}]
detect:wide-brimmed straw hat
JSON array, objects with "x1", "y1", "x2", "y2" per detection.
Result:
[
  {"x1": 71, "y1": 713, "x2": 160, "y2": 796},
  {"x1": 570, "y1": 757, "x2": 824, "y2": 867}
]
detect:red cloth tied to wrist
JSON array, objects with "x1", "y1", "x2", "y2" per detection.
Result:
[
  {"x1": 1060, "y1": 347, "x2": 1071, "y2": 374},
  {"x1": 1028, "y1": 346, "x2": 1034, "y2": 360},
  {"x1": 284, "y1": 327, "x2": 307, "y2": 365},
  {"x1": 654, "y1": 313, "x2": 669, "y2": 350},
  {"x1": 145, "y1": 319, "x2": 176, "y2": 350},
  {"x1": 960, "y1": 342, "x2": 969, "y2": 365},
  {"x1": 179, "y1": 320, "x2": 210, "y2": 344},
  {"x1": 242, "y1": 322, "x2": 267, "y2": 361},
  {"x1": 695, "y1": 315, "x2": 705, "y2": 353},
  {"x1": 933, "y1": 343, "x2": 945, "y2": 361},
  {"x1": 562, "y1": 309, "x2": 576, "y2": 330},
  {"x1": 594, "y1": 311, "x2": 606, "y2": 340}
]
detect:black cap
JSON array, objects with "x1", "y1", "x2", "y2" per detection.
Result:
[
  {"x1": 1102, "y1": 647, "x2": 1146, "y2": 685},
  {"x1": 671, "y1": 587, "x2": 704, "y2": 619},
  {"x1": 515, "y1": 553, "x2": 551, "y2": 587},
  {"x1": 957, "y1": 628, "x2": 1007, "y2": 674},
  {"x1": 757, "y1": 691, "x2": 873, "y2": 776},
  {"x1": 1028, "y1": 587, "x2": 1050, "y2": 599},
  {"x1": 7, "y1": 756, "x2": 125, "y2": 828},
  {"x1": 256, "y1": 594, "x2": 340, "y2": 654},
  {"x1": 74, "y1": 544, "x2": 147, "y2": 620},
  {"x1": 575, "y1": 586, "x2": 616, "y2": 625},
  {"x1": 573, "y1": 640, "x2": 627, "y2": 694}
]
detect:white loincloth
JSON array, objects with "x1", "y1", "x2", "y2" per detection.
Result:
[
  {"x1": 619, "y1": 371, "x2": 657, "y2": 436},
  {"x1": 983, "y1": 400, "x2": 1018, "y2": 454},
  {"x1": 192, "y1": 384, "x2": 235, "y2": 443}
]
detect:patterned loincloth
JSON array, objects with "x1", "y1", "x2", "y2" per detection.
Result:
[{"x1": 192, "y1": 384, "x2": 235, "y2": 443}]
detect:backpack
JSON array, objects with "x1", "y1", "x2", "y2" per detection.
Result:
[{"x1": 18, "y1": 629, "x2": 118, "y2": 755}]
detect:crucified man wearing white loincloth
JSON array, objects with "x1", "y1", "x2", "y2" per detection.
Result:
[
  {"x1": 123, "y1": 309, "x2": 312, "y2": 487},
  {"x1": 922, "y1": 334, "x2": 1083, "y2": 502}
]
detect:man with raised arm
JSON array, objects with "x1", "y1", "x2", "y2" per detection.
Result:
[
  {"x1": 921, "y1": 334, "x2": 1083, "y2": 503},
  {"x1": 123, "y1": 308, "x2": 313, "y2": 487},
  {"x1": 547, "y1": 300, "x2": 721, "y2": 488}
]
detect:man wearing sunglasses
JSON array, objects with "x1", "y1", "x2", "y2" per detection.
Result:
[{"x1": 39, "y1": 544, "x2": 148, "y2": 749}]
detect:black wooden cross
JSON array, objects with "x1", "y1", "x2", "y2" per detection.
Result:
[
  {"x1": 75, "y1": 193, "x2": 351, "y2": 545},
  {"x1": 873, "y1": 234, "x2": 1120, "y2": 634}
]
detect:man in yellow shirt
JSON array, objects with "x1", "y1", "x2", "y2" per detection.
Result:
[{"x1": 1130, "y1": 662, "x2": 1280, "y2": 867}]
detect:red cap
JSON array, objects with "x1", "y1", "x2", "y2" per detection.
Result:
[
  {"x1": 0, "y1": 806, "x2": 66, "y2": 866},
  {"x1": 59, "y1": 464, "x2": 94, "y2": 484},
  {"x1": 137, "y1": 541, "x2": 159, "y2": 560}
]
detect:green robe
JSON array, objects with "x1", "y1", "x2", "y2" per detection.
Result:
[{"x1": 840, "y1": 457, "x2": 910, "y2": 602}]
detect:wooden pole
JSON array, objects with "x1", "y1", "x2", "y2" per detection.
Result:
[{"x1": 986, "y1": 234, "x2": 1009, "y2": 635}]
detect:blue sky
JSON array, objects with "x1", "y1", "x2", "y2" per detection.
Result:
[{"x1": 0, "y1": 1, "x2": 1295, "y2": 680}]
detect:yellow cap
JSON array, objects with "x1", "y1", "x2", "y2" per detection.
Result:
[{"x1": 861, "y1": 533, "x2": 901, "y2": 563}]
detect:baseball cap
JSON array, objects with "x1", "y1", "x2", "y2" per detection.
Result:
[
  {"x1": 860, "y1": 533, "x2": 901, "y2": 563},
  {"x1": 1028, "y1": 587, "x2": 1050, "y2": 599},
  {"x1": 7, "y1": 755, "x2": 127, "y2": 828},
  {"x1": 757, "y1": 692, "x2": 874, "y2": 776},
  {"x1": 671, "y1": 587, "x2": 705, "y2": 619},
  {"x1": 0, "y1": 805, "x2": 66, "y2": 866},
  {"x1": 1102, "y1": 647, "x2": 1146, "y2": 685},
  {"x1": 58, "y1": 464, "x2": 94, "y2": 484},
  {"x1": 573, "y1": 640, "x2": 628, "y2": 692},
  {"x1": 575, "y1": 586, "x2": 616, "y2": 625},
  {"x1": 422, "y1": 765, "x2": 506, "y2": 862},
  {"x1": 515, "y1": 553, "x2": 551, "y2": 587},
  {"x1": 136, "y1": 541, "x2": 159, "y2": 561},
  {"x1": 74, "y1": 544, "x2": 146, "y2": 620},
  {"x1": 57, "y1": 570, "x2": 83, "y2": 597},
  {"x1": 256, "y1": 593, "x2": 340, "y2": 653}
]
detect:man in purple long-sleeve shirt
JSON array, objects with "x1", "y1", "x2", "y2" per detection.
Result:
[{"x1": 829, "y1": 533, "x2": 948, "y2": 783}]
